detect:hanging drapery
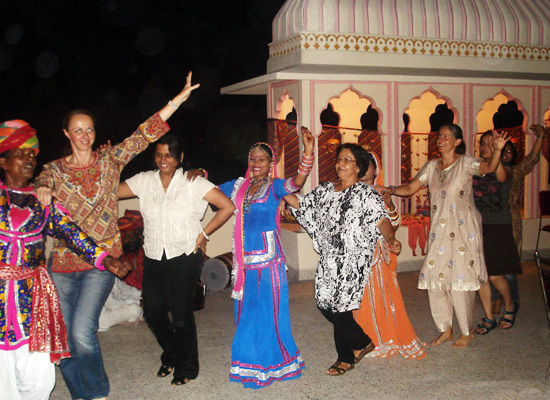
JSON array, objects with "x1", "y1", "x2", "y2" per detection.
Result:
[
  {"x1": 358, "y1": 129, "x2": 382, "y2": 166},
  {"x1": 283, "y1": 123, "x2": 299, "y2": 178},
  {"x1": 266, "y1": 118, "x2": 285, "y2": 162},
  {"x1": 400, "y1": 133, "x2": 412, "y2": 184},
  {"x1": 266, "y1": 119, "x2": 298, "y2": 178},
  {"x1": 317, "y1": 126, "x2": 341, "y2": 183}
]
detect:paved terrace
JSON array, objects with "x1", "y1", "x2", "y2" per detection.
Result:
[{"x1": 51, "y1": 262, "x2": 550, "y2": 400}]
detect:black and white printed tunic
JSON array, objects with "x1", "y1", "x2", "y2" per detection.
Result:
[{"x1": 291, "y1": 182, "x2": 388, "y2": 312}]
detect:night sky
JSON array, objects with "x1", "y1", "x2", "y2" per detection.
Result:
[{"x1": 0, "y1": 0, "x2": 287, "y2": 183}]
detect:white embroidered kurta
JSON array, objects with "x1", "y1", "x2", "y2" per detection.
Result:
[{"x1": 415, "y1": 156, "x2": 488, "y2": 291}]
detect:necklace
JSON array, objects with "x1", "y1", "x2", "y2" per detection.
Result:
[{"x1": 243, "y1": 177, "x2": 270, "y2": 213}]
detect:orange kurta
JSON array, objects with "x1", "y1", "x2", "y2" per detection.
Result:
[{"x1": 355, "y1": 240, "x2": 426, "y2": 359}]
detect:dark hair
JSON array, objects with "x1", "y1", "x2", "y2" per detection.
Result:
[
  {"x1": 440, "y1": 123, "x2": 466, "y2": 154},
  {"x1": 62, "y1": 109, "x2": 96, "y2": 131},
  {"x1": 248, "y1": 142, "x2": 273, "y2": 160},
  {"x1": 154, "y1": 133, "x2": 184, "y2": 169},
  {"x1": 503, "y1": 140, "x2": 518, "y2": 165},
  {"x1": 336, "y1": 143, "x2": 372, "y2": 178}
]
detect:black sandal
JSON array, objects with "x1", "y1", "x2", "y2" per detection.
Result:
[
  {"x1": 171, "y1": 377, "x2": 189, "y2": 386},
  {"x1": 475, "y1": 318, "x2": 497, "y2": 335},
  {"x1": 499, "y1": 302, "x2": 519, "y2": 329},
  {"x1": 157, "y1": 365, "x2": 173, "y2": 378},
  {"x1": 326, "y1": 361, "x2": 354, "y2": 376}
]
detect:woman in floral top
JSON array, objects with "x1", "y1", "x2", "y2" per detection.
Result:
[
  {"x1": 287, "y1": 144, "x2": 401, "y2": 376},
  {"x1": 34, "y1": 73, "x2": 199, "y2": 400}
]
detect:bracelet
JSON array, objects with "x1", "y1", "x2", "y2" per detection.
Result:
[
  {"x1": 198, "y1": 168, "x2": 208, "y2": 180},
  {"x1": 168, "y1": 100, "x2": 179, "y2": 110},
  {"x1": 387, "y1": 204, "x2": 397, "y2": 213},
  {"x1": 536, "y1": 134, "x2": 545, "y2": 138},
  {"x1": 201, "y1": 228, "x2": 210, "y2": 241},
  {"x1": 388, "y1": 185, "x2": 396, "y2": 195},
  {"x1": 297, "y1": 152, "x2": 315, "y2": 175}
]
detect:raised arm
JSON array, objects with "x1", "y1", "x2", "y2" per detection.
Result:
[
  {"x1": 529, "y1": 124, "x2": 546, "y2": 155},
  {"x1": 158, "y1": 71, "x2": 200, "y2": 122},
  {"x1": 193, "y1": 187, "x2": 236, "y2": 254},
  {"x1": 478, "y1": 131, "x2": 509, "y2": 176},
  {"x1": 290, "y1": 127, "x2": 315, "y2": 189}
]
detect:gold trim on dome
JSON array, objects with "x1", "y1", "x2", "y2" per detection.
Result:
[{"x1": 269, "y1": 33, "x2": 550, "y2": 62}]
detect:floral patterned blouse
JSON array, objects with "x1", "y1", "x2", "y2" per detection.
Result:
[
  {"x1": 34, "y1": 113, "x2": 169, "y2": 272},
  {"x1": 291, "y1": 182, "x2": 388, "y2": 312}
]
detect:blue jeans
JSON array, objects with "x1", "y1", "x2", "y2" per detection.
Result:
[{"x1": 52, "y1": 268, "x2": 115, "y2": 400}]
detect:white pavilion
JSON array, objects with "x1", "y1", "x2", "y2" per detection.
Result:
[{"x1": 215, "y1": 0, "x2": 550, "y2": 279}]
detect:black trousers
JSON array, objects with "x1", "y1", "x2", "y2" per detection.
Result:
[
  {"x1": 143, "y1": 251, "x2": 203, "y2": 380},
  {"x1": 319, "y1": 308, "x2": 372, "y2": 364}
]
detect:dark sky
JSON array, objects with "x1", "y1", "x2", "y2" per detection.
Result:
[{"x1": 0, "y1": 0, "x2": 286, "y2": 183}]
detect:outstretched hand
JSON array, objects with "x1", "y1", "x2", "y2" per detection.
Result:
[
  {"x1": 491, "y1": 130, "x2": 510, "y2": 151},
  {"x1": 301, "y1": 127, "x2": 315, "y2": 155},
  {"x1": 529, "y1": 124, "x2": 547, "y2": 137},
  {"x1": 176, "y1": 71, "x2": 200, "y2": 104}
]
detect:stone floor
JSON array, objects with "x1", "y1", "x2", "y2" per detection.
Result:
[{"x1": 50, "y1": 262, "x2": 550, "y2": 400}]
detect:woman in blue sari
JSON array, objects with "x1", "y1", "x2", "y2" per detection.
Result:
[{"x1": 219, "y1": 128, "x2": 313, "y2": 389}]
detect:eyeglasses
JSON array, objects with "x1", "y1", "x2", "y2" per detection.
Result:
[{"x1": 336, "y1": 157, "x2": 356, "y2": 164}]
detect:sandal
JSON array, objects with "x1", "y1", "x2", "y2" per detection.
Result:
[
  {"x1": 326, "y1": 361, "x2": 354, "y2": 376},
  {"x1": 170, "y1": 377, "x2": 189, "y2": 386},
  {"x1": 354, "y1": 342, "x2": 375, "y2": 364},
  {"x1": 475, "y1": 318, "x2": 497, "y2": 335},
  {"x1": 157, "y1": 365, "x2": 173, "y2": 378},
  {"x1": 499, "y1": 302, "x2": 519, "y2": 329}
]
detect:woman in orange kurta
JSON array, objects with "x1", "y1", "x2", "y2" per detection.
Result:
[{"x1": 355, "y1": 152, "x2": 426, "y2": 359}]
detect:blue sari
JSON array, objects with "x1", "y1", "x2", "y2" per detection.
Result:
[{"x1": 220, "y1": 177, "x2": 305, "y2": 389}]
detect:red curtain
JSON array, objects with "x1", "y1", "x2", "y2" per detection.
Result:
[
  {"x1": 358, "y1": 129, "x2": 382, "y2": 166},
  {"x1": 266, "y1": 119, "x2": 298, "y2": 178},
  {"x1": 318, "y1": 127, "x2": 340, "y2": 183}
]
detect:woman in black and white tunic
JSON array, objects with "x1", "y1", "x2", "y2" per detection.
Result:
[{"x1": 285, "y1": 144, "x2": 401, "y2": 376}]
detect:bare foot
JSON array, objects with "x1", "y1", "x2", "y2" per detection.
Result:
[
  {"x1": 431, "y1": 329, "x2": 453, "y2": 345},
  {"x1": 452, "y1": 333, "x2": 474, "y2": 348}
]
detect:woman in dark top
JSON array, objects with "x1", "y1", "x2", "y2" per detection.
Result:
[{"x1": 473, "y1": 131, "x2": 521, "y2": 335}]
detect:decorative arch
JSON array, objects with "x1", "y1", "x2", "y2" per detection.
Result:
[
  {"x1": 317, "y1": 87, "x2": 384, "y2": 183},
  {"x1": 475, "y1": 91, "x2": 528, "y2": 160},
  {"x1": 400, "y1": 89, "x2": 457, "y2": 213}
]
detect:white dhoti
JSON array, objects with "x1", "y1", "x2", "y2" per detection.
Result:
[{"x1": 0, "y1": 344, "x2": 55, "y2": 400}]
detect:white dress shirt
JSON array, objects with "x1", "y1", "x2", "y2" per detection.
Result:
[{"x1": 125, "y1": 169, "x2": 215, "y2": 260}]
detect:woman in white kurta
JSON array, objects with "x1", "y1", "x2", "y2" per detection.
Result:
[
  {"x1": 117, "y1": 133, "x2": 235, "y2": 386},
  {"x1": 379, "y1": 124, "x2": 508, "y2": 348}
]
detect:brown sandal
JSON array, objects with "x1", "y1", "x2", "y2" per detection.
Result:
[
  {"x1": 354, "y1": 342, "x2": 375, "y2": 364},
  {"x1": 326, "y1": 361, "x2": 354, "y2": 376}
]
